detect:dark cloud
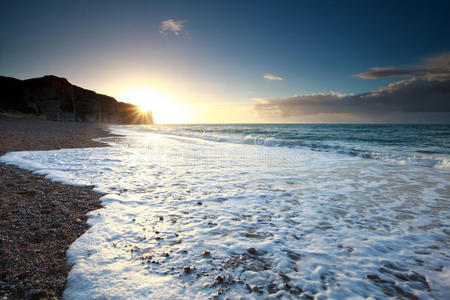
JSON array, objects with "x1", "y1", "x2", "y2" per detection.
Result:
[
  {"x1": 354, "y1": 67, "x2": 425, "y2": 79},
  {"x1": 254, "y1": 77, "x2": 450, "y2": 122},
  {"x1": 354, "y1": 52, "x2": 450, "y2": 80},
  {"x1": 255, "y1": 53, "x2": 450, "y2": 123}
]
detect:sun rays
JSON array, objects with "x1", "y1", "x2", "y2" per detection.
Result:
[{"x1": 118, "y1": 87, "x2": 189, "y2": 124}]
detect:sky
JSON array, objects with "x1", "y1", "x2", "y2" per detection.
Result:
[{"x1": 1, "y1": 0, "x2": 450, "y2": 123}]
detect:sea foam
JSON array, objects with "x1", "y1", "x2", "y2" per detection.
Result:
[{"x1": 1, "y1": 125, "x2": 449, "y2": 299}]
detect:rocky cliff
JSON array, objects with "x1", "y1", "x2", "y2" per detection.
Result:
[{"x1": 0, "y1": 75, "x2": 154, "y2": 124}]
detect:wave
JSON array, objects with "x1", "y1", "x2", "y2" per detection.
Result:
[{"x1": 111, "y1": 125, "x2": 450, "y2": 171}]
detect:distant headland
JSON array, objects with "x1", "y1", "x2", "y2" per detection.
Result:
[{"x1": 0, "y1": 75, "x2": 153, "y2": 124}]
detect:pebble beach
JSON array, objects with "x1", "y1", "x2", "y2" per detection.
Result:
[{"x1": 0, "y1": 116, "x2": 112, "y2": 299}]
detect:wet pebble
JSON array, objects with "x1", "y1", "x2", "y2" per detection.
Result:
[
  {"x1": 366, "y1": 274, "x2": 394, "y2": 284},
  {"x1": 247, "y1": 247, "x2": 259, "y2": 255},
  {"x1": 268, "y1": 283, "x2": 278, "y2": 294},
  {"x1": 279, "y1": 272, "x2": 291, "y2": 283}
]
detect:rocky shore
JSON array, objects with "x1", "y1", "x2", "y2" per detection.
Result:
[{"x1": 0, "y1": 116, "x2": 114, "y2": 299}]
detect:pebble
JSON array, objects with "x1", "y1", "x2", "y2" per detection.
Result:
[
  {"x1": 247, "y1": 247, "x2": 260, "y2": 256},
  {"x1": 366, "y1": 274, "x2": 394, "y2": 284},
  {"x1": 0, "y1": 124, "x2": 107, "y2": 298},
  {"x1": 279, "y1": 272, "x2": 291, "y2": 283}
]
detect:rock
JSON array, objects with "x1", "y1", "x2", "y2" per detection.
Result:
[
  {"x1": 279, "y1": 273, "x2": 291, "y2": 283},
  {"x1": 365, "y1": 274, "x2": 394, "y2": 284},
  {"x1": 0, "y1": 75, "x2": 154, "y2": 124},
  {"x1": 247, "y1": 247, "x2": 264, "y2": 256},
  {"x1": 268, "y1": 283, "x2": 278, "y2": 294},
  {"x1": 289, "y1": 287, "x2": 301, "y2": 295},
  {"x1": 286, "y1": 250, "x2": 301, "y2": 261}
]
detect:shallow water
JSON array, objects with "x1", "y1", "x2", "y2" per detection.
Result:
[
  {"x1": 138, "y1": 124, "x2": 450, "y2": 170},
  {"x1": 1, "y1": 124, "x2": 449, "y2": 299}
]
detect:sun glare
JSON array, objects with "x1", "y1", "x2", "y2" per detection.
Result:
[{"x1": 118, "y1": 87, "x2": 189, "y2": 124}]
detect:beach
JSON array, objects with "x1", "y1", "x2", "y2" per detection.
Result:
[
  {"x1": 0, "y1": 121, "x2": 449, "y2": 299},
  {"x1": 0, "y1": 117, "x2": 113, "y2": 299},
  {"x1": 1, "y1": 1, "x2": 449, "y2": 298}
]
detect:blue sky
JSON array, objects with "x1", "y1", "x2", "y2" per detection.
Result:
[{"x1": 1, "y1": 0, "x2": 449, "y2": 123}]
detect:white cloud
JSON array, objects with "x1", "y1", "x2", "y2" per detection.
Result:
[
  {"x1": 160, "y1": 19, "x2": 184, "y2": 35},
  {"x1": 264, "y1": 74, "x2": 283, "y2": 81}
]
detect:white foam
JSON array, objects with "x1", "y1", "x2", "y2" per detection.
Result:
[
  {"x1": 108, "y1": 125, "x2": 450, "y2": 171},
  {"x1": 1, "y1": 126, "x2": 449, "y2": 299}
]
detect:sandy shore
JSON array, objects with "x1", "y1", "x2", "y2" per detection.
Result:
[{"x1": 0, "y1": 116, "x2": 115, "y2": 299}]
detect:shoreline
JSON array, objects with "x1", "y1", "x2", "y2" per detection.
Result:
[
  {"x1": 1, "y1": 120, "x2": 447, "y2": 298},
  {"x1": 0, "y1": 117, "x2": 115, "y2": 299}
]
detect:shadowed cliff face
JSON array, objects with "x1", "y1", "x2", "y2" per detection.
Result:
[{"x1": 0, "y1": 75, "x2": 154, "y2": 124}]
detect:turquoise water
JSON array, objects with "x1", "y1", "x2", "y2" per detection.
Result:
[{"x1": 144, "y1": 124, "x2": 450, "y2": 170}]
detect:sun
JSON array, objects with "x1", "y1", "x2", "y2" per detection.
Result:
[{"x1": 118, "y1": 87, "x2": 189, "y2": 124}]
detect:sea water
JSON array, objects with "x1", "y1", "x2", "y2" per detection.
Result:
[{"x1": 1, "y1": 124, "x2": 449, "y2": 299}]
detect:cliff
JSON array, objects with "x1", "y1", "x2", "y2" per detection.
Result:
[{"x1": 0, "y1": 75, "x2": 154, "y2": 124}]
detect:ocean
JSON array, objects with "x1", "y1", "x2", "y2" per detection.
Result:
[{"x1": 1, "y1": 124, "x2": 449, "y2": 299}]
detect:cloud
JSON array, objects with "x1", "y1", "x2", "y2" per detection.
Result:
[
  {"x1": 255, "y1": 52, "x2": 450, "y2": 122},
  {"x1": 251, "y1": 97, "x2": 270, "y2": 104},
  {"x1": 160, "y1": 19, "x2": 184, "y2": 35},
  {"x1": 264, "y1": 74, "x2": 283, "y2": 81},
  {"x1": 354, "y1": 67, "x2": 420, "y2": 79},
  {"x1": 354, "y1": 52, "x2": 450, "y2": 80},
  {"x1": 254, "y1": 76, "x2": 450, "y2": 122}
]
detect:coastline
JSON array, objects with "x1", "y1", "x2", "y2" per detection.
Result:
[
  {"x1": 1, "y1": 120, "x2": 447, "y2": 298},
  {"x1": 0, "y1": 116, "x2": 115, "y2": 299}
]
